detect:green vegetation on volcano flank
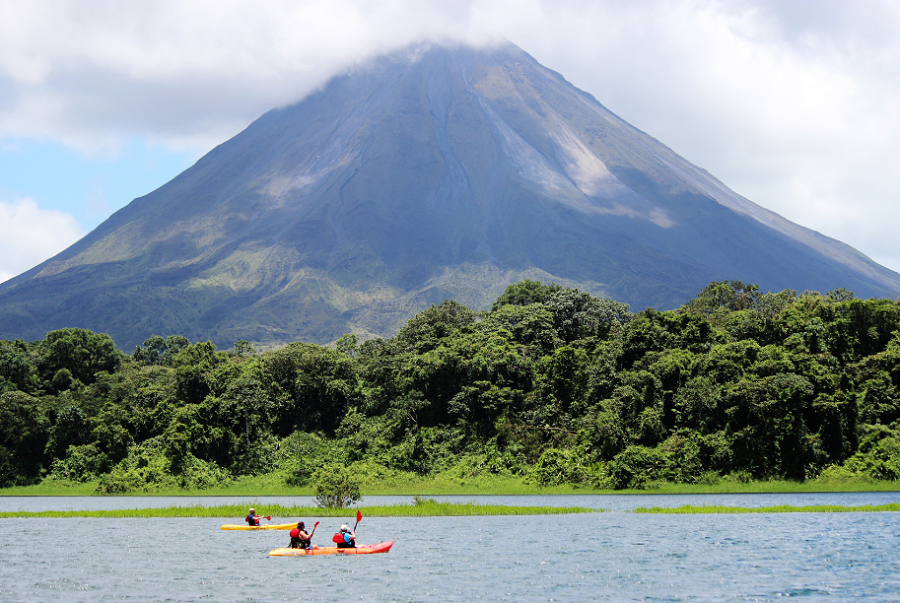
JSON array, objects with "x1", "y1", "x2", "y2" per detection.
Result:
[{"x1": 2, "y1": 280, "x2": 900, "y2": 494}]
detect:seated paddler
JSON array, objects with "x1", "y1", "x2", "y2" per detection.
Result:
[
  {"x1": 245, "y1": 508, "x2": 262, "y2": 526},
  {"x1": 335, "y1": 524, "x2": 356, "y2": 548},
  {"x1": 289, "y1": 521, "x2": 314, "y2": 549}
]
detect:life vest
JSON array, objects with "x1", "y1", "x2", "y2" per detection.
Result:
[
  {"x1": 246, "y1": 514, "x2": 259, "y2": 526},
  {"x1": 290, "y1": 529, "x2": 311, "y2": 549},
  {"x1": 333, "y1": 531, "x2": 355, "y2": 547}
]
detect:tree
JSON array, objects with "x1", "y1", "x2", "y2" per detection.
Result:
[
  {"x1": 261, "y1": 343, "x2": 359, "y2": 435},
  {"x1": 45, "y1": 405, "x2": 92, "y2": 460},
  {"x1": 336, "y1": 334, "x2": 359, "y2": 358},
  {"x1": 545, "y1": 288, "x2": 632, "y2": 343},
  {"x1": 134, "y1": 335, "x2": 190, "y2": 366},
  {"x1": 39, "y1": 328, "x2": 121, "y2": 386},
  {"x1": 492, "y1": 280, "x2": 562, "y2": 311},
  {"x1": 538, "y1": 346, "x2": 590, "y2": 414},
  {"x1": 232, "y1": 340, "x2": 255, "y2": 357},
  {"x1": 171, "y1": 341, "x2": 225, "y2": 404},
  {"x1": 312, "y1": 464, "x2": 361, "y2": 508},
  {"x1": 0, "y1": 339, "x2": 36, "y2": 393},
  {"x1": 395, "y1": 300, "x2": 477, "y2": 352},
  {"x1": 0, "y1": 391, "x2": 49, "y2": 485},
  {"x1": 683, "y1": 281, "x2": 762, "y2": 317}
]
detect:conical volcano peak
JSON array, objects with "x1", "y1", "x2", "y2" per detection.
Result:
[{"x1": 1, "y1": 41, "x2": 898, "y2": 348}]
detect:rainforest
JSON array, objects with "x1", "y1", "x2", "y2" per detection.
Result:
[{"x1": 2, "y1": 279, "x2": 900, "y2": 494}]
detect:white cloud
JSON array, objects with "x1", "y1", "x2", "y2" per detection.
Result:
[
  {"x1": 0, "y1": 0, "x2": 490, "y2": 153},
  {"x1": 1, "y1": 0, "x2": 899, "y2": 273},
  {"x1": 0, "y1": 198, "x2": 86, "y2": 283}
]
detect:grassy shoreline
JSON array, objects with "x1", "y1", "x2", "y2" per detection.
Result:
[
  {"x1": 0, "y1": 500, "x2": 595, "y2": 518},
  {"x1": 1, "y1": 475, "x2": 899, "y2": 497},
  {"x1": 6, "y1": 500, "x2": 900, "y2": 518}
]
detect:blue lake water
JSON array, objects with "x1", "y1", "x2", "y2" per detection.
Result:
[{"x1": 1, "y1": 493, "x2": 899, "y2": 602}]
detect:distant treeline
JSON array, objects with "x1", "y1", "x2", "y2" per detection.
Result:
[{"x1": 2, "y1": 280, "x2": 900, "y2": 491}]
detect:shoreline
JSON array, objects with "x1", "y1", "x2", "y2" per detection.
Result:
[
  {"x1": 0, "y1": 500, "x2": 595, "y2": 518},
  {"x1": 4, "y1": 500, "x2": 900, "y2": 518},
  {"x1": 1, "y1": 477, "x2": 899, "y2": 498}
]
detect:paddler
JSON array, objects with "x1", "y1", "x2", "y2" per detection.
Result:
[
  {"x1": 335, "y1": 524, "x2": 356, "y2": 548},
  {"x1": 289, "y1": 521, "x2": 314, "y2": 549},
  {"x1": 245, "y1": 508, "x2": 262, "y2": 526}
]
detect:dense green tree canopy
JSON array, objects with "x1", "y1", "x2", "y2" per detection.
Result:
[{"x1": 2, "y1": 282, "x2": 900, "y2": 491}]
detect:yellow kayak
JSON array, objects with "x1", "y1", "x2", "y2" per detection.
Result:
[{"x1": 221, "y1": 523, "x2": 297, "y2": 531}]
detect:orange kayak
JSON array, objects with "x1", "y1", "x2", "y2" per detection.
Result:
[{"x1": 269, "y1": 541, "x2": 394, "y2": 556}]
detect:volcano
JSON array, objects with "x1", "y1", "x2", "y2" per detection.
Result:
[{"x1": 2, "y1": 41, "x2": 899, "y2": 349}]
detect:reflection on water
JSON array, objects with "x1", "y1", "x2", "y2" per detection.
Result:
[{"x1": 1, "y1": 494, "x2": 899, "y2": 602}]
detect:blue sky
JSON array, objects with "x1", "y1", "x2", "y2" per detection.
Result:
[
  {"x1": 2, "y1": 0, "x2": 900, "y2": 286},
  {"x1": 0, "y1": 138, "x2": 195, "y2": 229}
]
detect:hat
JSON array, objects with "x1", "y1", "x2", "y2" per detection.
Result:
[
  {"x1": 341, "y1": 524, "x2": 349, "y2": 531},
  {"x1": 249, "y1": 508, "x2": 255, "y2": 513}
]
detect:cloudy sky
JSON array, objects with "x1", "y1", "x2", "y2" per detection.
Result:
[{"x1": 2, "y1": 0, "x2": 899, "y2": 285}]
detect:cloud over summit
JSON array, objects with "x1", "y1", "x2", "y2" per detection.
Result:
[{"x1": 2, "y1": 0, "x2": 900, "y2": 275}]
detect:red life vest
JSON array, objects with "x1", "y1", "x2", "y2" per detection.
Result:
[
  {"x1": 290, "y1": 528, "x2": 300, "y2": 538},
  {"x1": 333, "y1": 531, "x2": 354, "y2": 545}
]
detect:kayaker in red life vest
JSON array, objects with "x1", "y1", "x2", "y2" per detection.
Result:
[
  {"x1": 245, "y1": 508, "x2": 262, "y2": 526},
  {"x1": 335, "y1": 524, "x2": 356, "y2": 548},
  {"x1": 289, "y1": 522, "x2": 314, "y2": 549}
]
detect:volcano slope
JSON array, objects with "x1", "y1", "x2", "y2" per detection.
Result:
[{"x1": 2, "y1": 42, "x2": 898, "y2": 349}]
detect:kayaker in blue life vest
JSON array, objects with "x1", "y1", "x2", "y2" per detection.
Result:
[
  {"x1": 289, "y1": 521, "x2": 314, "y2": 549},
  {"x1": 246, "y1": 508, "x2": 262, "y2": 526},
  {"x1": 335, "y1": 524, "x2": 356, "y2": 548}
]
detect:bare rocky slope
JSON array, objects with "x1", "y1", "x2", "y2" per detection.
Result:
[{"x1": 2, "y1": 41, "x2": 899, "y2": 349}]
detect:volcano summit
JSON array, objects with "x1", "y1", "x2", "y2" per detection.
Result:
[{"x1": 2, "y1": 42, "x2": 899, "y2": 348}]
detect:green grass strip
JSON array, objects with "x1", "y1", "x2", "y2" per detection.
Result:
[
  {"x1": 0, "y1": 500, "x2": 595, "y2": 519},
  {"x1": 633, "y1": 503, "x2": 900, "y2": 514}
]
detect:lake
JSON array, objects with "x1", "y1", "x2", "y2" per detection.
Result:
[{"x1": 1, "y1": 493, "x2": 899, "y2": 602}]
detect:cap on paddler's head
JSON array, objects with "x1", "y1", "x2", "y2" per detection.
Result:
[
  {"x1": 341, "y1": 524, "x2": 349, "y2": 531},
  {"x1": 249, "y1": 508, "x2": 255, "y2": 513}
]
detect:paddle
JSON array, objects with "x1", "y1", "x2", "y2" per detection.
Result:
[
  {"x1": 307, "y1": 521, "x2": 321, "y2": 550},
  {"x1": 353, "y1": 509, "x2": 362, "y2": 532}
]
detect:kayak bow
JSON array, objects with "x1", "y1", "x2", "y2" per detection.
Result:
[{"x1": 269, "y1": 541, "x2": 394, "y2": 556}]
